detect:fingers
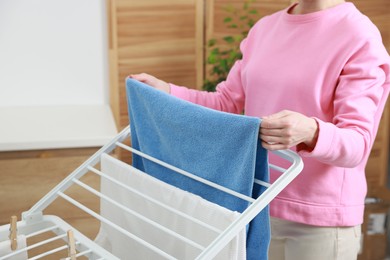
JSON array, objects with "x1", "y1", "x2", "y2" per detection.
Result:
[
  {"x1": 259, "y1": 113, "x2": 285, "y2": 148},
  {"x1": 128, "y1": 73, "x2": 171, "y2": 94},
  {"x1": 260, "y1": 110, "x2": 297, "y2": 150},
  {"x1": 259, "y1": 127, "x2": 284, "y2": 136},
  {"x1": 128, "y1": 73, "x2": 155, "y2": 84},
  {"x1": 261, "y1": 110, "x2": 292, "y2": 129},
  {"x1": 260, "y1": 110, "x2": 318, "y2": 151},
  {"x1": 260, "y1": 132, "x2": 288, "y2": 150},
  {"x1": 260, "y1": 134, "x2": 297, "y2": 150},
  {"x1": 259, "y1": 131, "x2": 281, "y2": 144},
  {"x1": 261, "y1": 140, "x2": 289, "y2": 151}
]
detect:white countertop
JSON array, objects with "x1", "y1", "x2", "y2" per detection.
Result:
[{"x1": 0, "y1": 105, "x2": 118, "y2": 151}]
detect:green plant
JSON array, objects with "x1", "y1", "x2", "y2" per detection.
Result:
[{"x1": 203, "y1": 0, "x2": 258, "y2": 92}]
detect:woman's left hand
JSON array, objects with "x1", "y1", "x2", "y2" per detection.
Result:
[{"x1": 260, "y1": 110, "x2": 319, "y2": 151}]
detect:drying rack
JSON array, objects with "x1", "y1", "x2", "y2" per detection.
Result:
[{"x1": 0, "y1": 125, "x2": 303, "y2": 260}]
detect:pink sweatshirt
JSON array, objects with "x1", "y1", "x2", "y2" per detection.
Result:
[{"x1": 170, "y1": 2, "x2": 390, "y2": 226}]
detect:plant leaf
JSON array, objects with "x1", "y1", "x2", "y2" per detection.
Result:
[
  {"x1": 208, "y1": 39, "x2": 217, "y2": 47},
  {"x1": 223, "y1": 17, "x2": 233, "y2": 23},
  {"x1": 223, "y1": 36, "x2": 235, "y2": 44}
]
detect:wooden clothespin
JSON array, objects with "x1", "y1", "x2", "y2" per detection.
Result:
[
  {"x1": 67, "y1": 230, "x2": 77, "y2": 260},
  {"x1": 9, "y1": 216, "x2": 17, "y2": 251}
]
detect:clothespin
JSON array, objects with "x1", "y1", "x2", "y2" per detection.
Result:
[
  {"x1": 67, "y1": 230, "x2": 77, "y2": 260},
  {"x1": 9, "y1": 216, "x2": 17, "y2": 251}
]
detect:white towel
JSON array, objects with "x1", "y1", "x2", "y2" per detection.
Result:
[
  {"x1": 95, "y1": 153, "x2": 246, "y2": 260},
  {"x1": 0, "y1": 235, "x2": 28, "y2": 260}
]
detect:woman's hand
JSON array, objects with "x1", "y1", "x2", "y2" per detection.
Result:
[
  {"x1": 260, "y1": 110, "x2": 319, "y2": 151},
  {"x1": 129, "y1": 73, "x2": 171, "y2": 94}
]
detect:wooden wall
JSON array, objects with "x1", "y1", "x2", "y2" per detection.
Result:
[
  {"x1": 0, "y1": 148, "x2": 101, "y2": 258},
  {"x1": 107, "y1": 0, "x2": 204, "y2": 129},
  {"x1": 0, "y1": 149, "x2": 98, "y2": 225}
]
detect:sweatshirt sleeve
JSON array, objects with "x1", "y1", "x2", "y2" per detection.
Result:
[
  {"x1": 299, "y1": 38, "x2": 390, "y2": 168},
  {"x1": 170, "y1": 38, "x2": 250, "y2": 114}
]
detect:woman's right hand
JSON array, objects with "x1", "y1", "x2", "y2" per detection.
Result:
[{"x1": 129, "y1": 73, "x2": 171, "y2": 94}]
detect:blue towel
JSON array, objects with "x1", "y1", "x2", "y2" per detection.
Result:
[{"x1": 126, "y1": 78, "x2": 270, "y2": 260}]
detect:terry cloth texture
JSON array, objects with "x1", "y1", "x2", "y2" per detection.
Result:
[
  {"x1": 95, "y1": 153, "x2": 246, "y2": 259},
  {"x1": 126, "y1": 78, "x2": 270, "y2": 259}
]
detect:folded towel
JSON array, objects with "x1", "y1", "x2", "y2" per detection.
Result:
[
  {"x1": 0, "y1": 235, "x2": 28, "y2": 260},
  {"x1": 126, "y1": 78, "x2": 269, "y2": 260},
  {"x1": 95, "y1": 153, "x2": 246, "y2": 259}
]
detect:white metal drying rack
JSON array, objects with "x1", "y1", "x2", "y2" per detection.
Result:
[{"x1": 0, "y1": 125, "x2": 303, "y2": 260}]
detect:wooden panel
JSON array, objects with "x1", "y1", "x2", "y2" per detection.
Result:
[
  {"x1": 0, "y1": 148, "x2": 102, "y2": 257},
  {"x1": 358, "y1": 202, "x2": 390, "y2": 260},
  {"x1": 0, "y1": 148, "x2": 99, "y2": 228},
  {"x1": 107, "y1": 0, "x2": 121, "y2": 130},
  {"x1": 108, "y1": 0, "x2": 203, "y2": 130},
  {"x1": 366, "y1": 104, "x2": 390, "y2": 199}
]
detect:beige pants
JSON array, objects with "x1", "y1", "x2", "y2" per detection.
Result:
[{"x1": 269, "y1": 217, "x2": 361, "y2": 260}]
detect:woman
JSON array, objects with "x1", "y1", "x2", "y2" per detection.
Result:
[{"x1": 130, "y1": 0, "x2": 390, "y2": 259}]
